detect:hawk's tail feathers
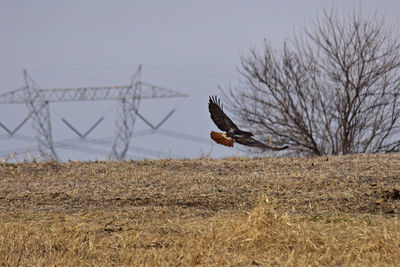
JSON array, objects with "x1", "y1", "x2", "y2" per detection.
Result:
[{"x1": 210, "y1": 131, "x2": 234, "y2": 147}]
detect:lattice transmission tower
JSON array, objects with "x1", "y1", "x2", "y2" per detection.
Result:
[{"x1": 0, "y1": 66, "x2": 188, "y2": 160}]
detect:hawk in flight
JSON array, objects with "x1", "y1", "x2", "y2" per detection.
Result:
[{"x1": 208, "y1": 96, "x2": 288, "y2": 151}]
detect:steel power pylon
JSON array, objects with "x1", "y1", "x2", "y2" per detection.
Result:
[
  {"x1": 0, "y1": 66, "x2": 188, "y2": 160},
  {"x1": 23, "y1": 70, "x2": 58, "y2": 160},
  {"x1": 108, "y1": 65, "x2": 143, "y2": 160}
]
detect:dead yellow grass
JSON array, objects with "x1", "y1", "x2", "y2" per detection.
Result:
[{"x1": 0, "y1": 154, "x2": 400, "y2": 265}]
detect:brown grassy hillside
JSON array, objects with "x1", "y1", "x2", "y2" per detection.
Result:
[{"x1": 0, "y1": 154, "x2": 400, "y2": 265}]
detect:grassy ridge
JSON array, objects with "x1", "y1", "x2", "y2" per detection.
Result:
[{"x1": 0, "y1": 154, "x2": 400, "y2": 265}]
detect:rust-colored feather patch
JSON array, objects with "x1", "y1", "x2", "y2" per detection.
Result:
[{"x1": 210, "y1": 131, "x2": 234, "y2": 147}]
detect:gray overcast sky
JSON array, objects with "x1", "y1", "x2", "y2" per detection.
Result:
[{"x1": 1, "y1": 1, "x2": 399, "y2": 161}]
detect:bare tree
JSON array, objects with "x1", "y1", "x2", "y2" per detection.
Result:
[{"x1": 224, "y1": 8, "x2": 400, "y2": 156}]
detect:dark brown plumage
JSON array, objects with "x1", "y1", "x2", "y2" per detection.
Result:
[{"x1": 208, "y1": 96, "x2": 288, "y2": 151}]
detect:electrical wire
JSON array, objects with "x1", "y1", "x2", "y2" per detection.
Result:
[{"x1": 0, "y1": 66, "x2": 222, "y2": 160}]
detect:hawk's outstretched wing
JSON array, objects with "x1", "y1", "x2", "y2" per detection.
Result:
[
  {"x1": 234, "y1": 136, "x2": 289, "y2": 151},
  {"x1": 210, "y1": 131, "x2": 234, "y2": 147},
  {"x1": 208, "y1": 96, "x2": 239, "y2": 132}
]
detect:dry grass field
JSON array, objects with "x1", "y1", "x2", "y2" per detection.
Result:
[{"x1": 0, "y1": 153, "x2": 400, "y2": 266}]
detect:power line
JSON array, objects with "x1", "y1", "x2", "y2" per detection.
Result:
[{"x1": 0, "y1": 66, "x2": 189, "y2": 161}]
